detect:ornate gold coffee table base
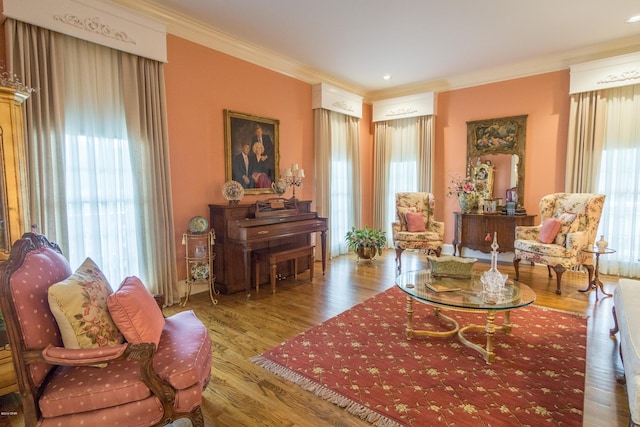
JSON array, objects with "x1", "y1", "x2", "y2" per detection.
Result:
[{"x1": 405, "y1": 296, "x2": 513, "y2": 363}]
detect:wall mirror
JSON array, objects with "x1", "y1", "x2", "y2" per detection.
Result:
[{"x1": 466, "y1": 115, "x2": 527, "y2": 207}]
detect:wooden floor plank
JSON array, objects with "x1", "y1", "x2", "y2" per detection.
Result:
[{"x1": 0, "y1": 249, "x2": 632, "y2": 426}]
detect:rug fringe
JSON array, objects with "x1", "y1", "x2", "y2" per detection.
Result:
[
  {"x1": 251, "y1": 355, "x2": 404, "y2": 427},
  {"x1": 532, "y1": 304, "x2": 590, "y2": 318}
]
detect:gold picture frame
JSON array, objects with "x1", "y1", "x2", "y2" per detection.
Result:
[
  {"x1": 466, "y1": 115, "x2": 527, "y2": 206},
  {"x1": 224, "y1": 110, "x2": 280, "y2": 195}
]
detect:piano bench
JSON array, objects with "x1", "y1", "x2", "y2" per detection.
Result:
[{"x1": 252, "y1": 244, "x2": 315, "y2": 294}]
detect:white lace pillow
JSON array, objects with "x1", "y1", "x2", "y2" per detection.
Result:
[{"x1": 48, "y1": 257, "x2": 124, "y2": 349}]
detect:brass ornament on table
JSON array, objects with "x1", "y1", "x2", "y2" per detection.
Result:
[{"x1": 427, "y1": 255, "x2": 477, "y2": 278}]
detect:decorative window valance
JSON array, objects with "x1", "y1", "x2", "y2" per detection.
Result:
[
  {"x1": 570, "y1": 51, "x2": 640, "y2": 94},
  {"x1": 372, "y1": 92, "x2": 435, "y2": 122},
  {"x1": 3, "y1": 0, "x2": 167, "y2": 62},
  {"x1": 312, "y1": 83, "x2": 363, "y2": 119}
]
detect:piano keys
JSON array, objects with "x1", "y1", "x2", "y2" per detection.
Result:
[{"x1": 209, "y1": 200, "x2": 328, "y2": 296}]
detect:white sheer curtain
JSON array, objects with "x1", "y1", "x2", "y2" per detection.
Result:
[
  {"x1": 596, "y1": 84, "x2": 640, "y2": 277},
  {"x1": 314, "y1": 109, "x2": 361, "y2": 257},
  {"x1": 7, "y1": 19, "x2": 179, "y2": 301},
  {"x1": 61, "y1": 37, "x2": 142, "y2": 283},
  {"x1": 372, "y1": 116, "x2": 434, "y2": 246}
]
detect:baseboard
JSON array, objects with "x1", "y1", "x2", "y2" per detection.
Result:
[
  {"x1": 441, "y1": 243, "x2": 512, "y2": 263},
  {"x1": 177, "y1": 279, "x2": 209, "y2": 297}
]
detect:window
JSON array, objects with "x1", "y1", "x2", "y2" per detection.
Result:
[
  {"x1": 64, "y1": 135, "x2": 141, "y2": 283},
  {"x1": 596, "y1": 84, "x2": 640, "y2": 277}
]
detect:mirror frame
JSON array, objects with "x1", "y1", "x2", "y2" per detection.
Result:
[{"x1": 466, "y1": 115, "x2": 527, "y2": 207}]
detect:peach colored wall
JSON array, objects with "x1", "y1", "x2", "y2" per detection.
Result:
[
  {"x1": 164, "y1": 35, "x2": 315, "y2": 278},
  {"x1": 165, "y1": 35, "x2": 374, "y2": 279},
  {"x1": 434, "y1": 71, "x2": 571, "y2": 245}
]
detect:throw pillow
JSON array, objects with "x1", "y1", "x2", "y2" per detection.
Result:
[
  {"x1": 108, "y1": 276, "x2": 165, "y2": 348},
  {"x1": 553, "y1": 211, "x2": 578, "y2": 246},
  {"x1": 537, "y1": 218, "x2": 562, "y2": 244},
  {"x1": 405, "y1": 212, "x2": 426, "y2": 232},
  {"x1": 397, "y1": 206, "x2": 417, "y2": 229},
  {"x1": 48, "y1": 257, "x2": 124, "y2": 349}
]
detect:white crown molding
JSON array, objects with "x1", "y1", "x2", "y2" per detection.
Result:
[
  {"x1": 109, "y1": 0, "x2": 368, "y2": 97},
  {"x1": 111, "y1": 0, "x2": 640, "y2": 101},
  {"x1": 367, "y1": 36, "x2": 640, "y2": 101}
]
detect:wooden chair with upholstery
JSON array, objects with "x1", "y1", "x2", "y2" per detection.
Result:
[
  {"x1": 513, "y1": 193, "x2": 606, "y2": 295},
  {"x1": 0, "y1": 233, "x2": 212, "y2": 426},
  {"x1": 392, "y1": 192, "x2": 444, "y2": 272}
]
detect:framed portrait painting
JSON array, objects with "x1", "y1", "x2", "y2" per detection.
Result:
[{"x1": 224, "y1": 110, "x2": 280, "y2": 195}]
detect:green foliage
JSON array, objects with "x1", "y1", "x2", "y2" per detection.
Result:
[{"x1": 344, "y1": 226, "x2": 387, "y2": 256}]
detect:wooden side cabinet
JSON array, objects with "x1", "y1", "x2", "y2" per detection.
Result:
[{"x1": 453, "y1": 212, "x2": 536, "y2": 255}]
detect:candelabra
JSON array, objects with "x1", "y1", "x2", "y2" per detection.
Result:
[{"x1": 283, "y1": 163, "x2": 304, "y2": 200}]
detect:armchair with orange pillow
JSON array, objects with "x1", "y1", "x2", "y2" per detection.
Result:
[
  {"x1": 392, "y1": 192, "x2": 444, "y2": 271},
  {"x1": 0, "y1": 233, "x2": 211, "y2": 426}
]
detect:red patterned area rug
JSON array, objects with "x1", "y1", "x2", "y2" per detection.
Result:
[{"x1": 252, "y1": 286, "x2": 587, "y2": 426}]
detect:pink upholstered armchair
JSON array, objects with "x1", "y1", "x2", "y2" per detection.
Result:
[
  {"x1": 0, "y1": 233, "x2": 212, "y2": 426},
  {"x1": 392, "y1": 192, "x2": 444, "y2": 271}
]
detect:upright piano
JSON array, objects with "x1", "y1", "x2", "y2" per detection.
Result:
[{"x1": 209, "y1": 200, "x2": 328, "y2": 296}]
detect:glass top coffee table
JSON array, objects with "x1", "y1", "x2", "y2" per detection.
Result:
[{"x1": 395, "y1": 269, "x2": 536, "y2": 363}]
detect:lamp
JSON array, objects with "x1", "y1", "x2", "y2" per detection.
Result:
[{"x1": 284, "y1": 163, "x2": 304, "y2": 200}]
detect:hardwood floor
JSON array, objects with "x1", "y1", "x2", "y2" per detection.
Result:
[{"x1": 0, "y1": 249, "x2": 632, "y2": 426}]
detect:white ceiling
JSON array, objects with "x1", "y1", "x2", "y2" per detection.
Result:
[{"x1": 116, "y1": 0, "x2": 640, "y2": 99}]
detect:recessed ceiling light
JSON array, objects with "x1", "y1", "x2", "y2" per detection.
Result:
[
  {"x1": 383, "y1": 74, "x2": 392, "y2": 80},
  {"x1": 626, "y1": 15, "x2": 640, "y2": 23}
]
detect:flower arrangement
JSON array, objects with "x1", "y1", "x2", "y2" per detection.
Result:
[
  {"x1": 447, "y1": 173, "x2": 484, "y2": 213},
  {"x1": 446, "y1": 173, "x2": 484, "y2": 197}
]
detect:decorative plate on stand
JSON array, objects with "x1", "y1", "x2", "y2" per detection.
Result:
[
  {"x1": 188, "y1": 216, "x2": 209, "y2": 234},
  {"x1": 190, "y1": 262, "x2": 210, "y2": 281},
  {"x1": 222, "y1": 180, "x2": 245, "y2": 204}
]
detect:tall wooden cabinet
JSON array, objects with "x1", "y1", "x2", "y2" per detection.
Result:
[
  {"x1": 0, "y1": 87, "x2": 30, "y2": 261},
  {"x1": 0, "y1": 86, "x2": 30, "y2": 397},
  {"x1": 453, "y1": 212, "x2": 536, "y2": 256}
]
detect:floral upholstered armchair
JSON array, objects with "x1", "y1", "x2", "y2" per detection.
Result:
[
  {"x1": 392, "y1": 192, "x2": 444, "y2": 271},
  {"x1": 0, "y1": 233, "x2": 212, "y2": 426},
  {"x1": 513, "y1": 193, "x2": 605, "y2": 295}
]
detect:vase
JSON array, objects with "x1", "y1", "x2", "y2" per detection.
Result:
[
  {"x1": 356, "y1": 245, "x2": 376, "y2": 260},
  {"x1": 596, "y1": 235, "x2": 608, "y2": 252},
  {"x1": 458, "y1": 193, "x2": 480, "y2": 214},
  {"x1": 458, "y1": 193, "x2": 470, "y2": 213}
]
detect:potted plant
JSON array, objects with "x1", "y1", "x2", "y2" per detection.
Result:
[{"x1": 345, "y1": 226, "x2": 387, "y2": 260}]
